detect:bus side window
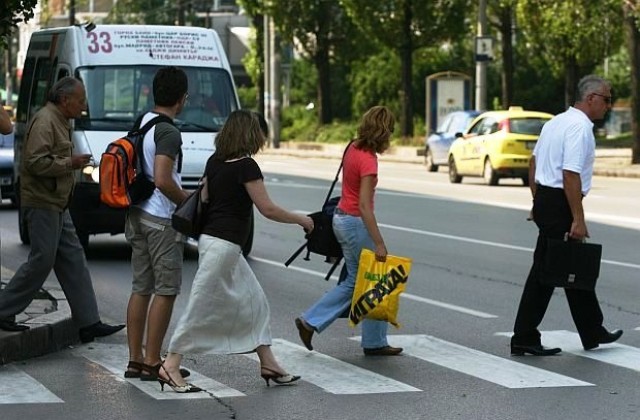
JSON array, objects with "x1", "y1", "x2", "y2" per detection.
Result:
[
  {"x1": 17, "y1": 57, "x2": 36, "y2": 123},
  {"x1": 29, "y1": 57, "x2": 55, "y2": 119}
]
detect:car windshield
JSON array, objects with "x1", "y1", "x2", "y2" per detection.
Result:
[
  {"x1": 76, "y1": 65, "x2": 238, "y2": 132},
  {"x1": 509, "y1": 118, "x2": 549, "y2": 135}
]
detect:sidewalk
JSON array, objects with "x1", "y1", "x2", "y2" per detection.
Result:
[{"x1": 1, "y1": 144, "x2": 638, "y2": 365}]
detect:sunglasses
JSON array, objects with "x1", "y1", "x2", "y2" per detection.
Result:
[{"x1": 591, "y1": 93, "x2": 612, "y2": 104}]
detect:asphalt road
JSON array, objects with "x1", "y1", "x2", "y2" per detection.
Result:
[{"x1": 0, "y1": 156, "x2": 638, "y2": 420}]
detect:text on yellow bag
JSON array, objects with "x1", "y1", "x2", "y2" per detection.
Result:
[{"x1": 349, "y1": 249, "x2": 412, "y2": 327}]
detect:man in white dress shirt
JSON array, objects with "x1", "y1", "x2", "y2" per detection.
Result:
[{"x1": 511, "y1": 75, "x2": 623, "y2": 356}]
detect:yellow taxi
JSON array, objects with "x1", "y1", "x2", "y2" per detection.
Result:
[{"x1": 447, "y1": 107, "x2": 553, "y2": 186}]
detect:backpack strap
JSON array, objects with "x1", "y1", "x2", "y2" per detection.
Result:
[
  {"x1": 322, "y1": 141, "x2": 353, "y2": 206},
  {"x1": 132, "y1": 114, "x2": 176, "y2": 178}
]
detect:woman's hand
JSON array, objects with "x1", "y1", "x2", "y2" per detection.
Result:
[
  {"x1": 300, "y1": 215, "x2": 314, "y2": 233},
  {"x1": 374, "y1": 242, "x2": 387, "y2": 262}
]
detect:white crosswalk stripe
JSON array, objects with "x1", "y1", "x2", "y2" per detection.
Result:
[
  {"x1": 75, "y1": 343, "x2": 245, "y2": 399},
  {"x1": 4, "y1": 333, "x2": 640, "y2": 404},
  {"x1": 496, "y1": 330, "x2": 640, "y2": 373},
  {"x1": 350, "y1": 335, "x2": 593, "y2": 389},
  {"x1": 243, "y1": 339, "x2": 420, "y2": 394},
  {"x1": 0, "y1": 365, "x2": 63, "y2": 404}
]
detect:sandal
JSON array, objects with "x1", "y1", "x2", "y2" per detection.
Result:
[
  {"x1": 124, "y1": 361, "x2": 143, "y2": 378},
  {"x1": 140, "y1": 362, "x2": 191, "y2": 381}
]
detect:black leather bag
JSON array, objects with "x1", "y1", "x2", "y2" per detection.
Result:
[
  {"x1": 306, "y1": 196, "x2": 343, "y2": 258},
  {"x1": 539, "y1": 237, "x2": 602, "y2": 291},
  {"x1": 285, "y1": 142, "x2": 352, "y2": 280},
  {"x1": 171, "y1": 178, "x2": 208, "y2": 239}
]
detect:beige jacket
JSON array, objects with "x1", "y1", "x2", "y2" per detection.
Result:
[{"x1": 20, "y1": 103, "x2": 75, "y2": 211}]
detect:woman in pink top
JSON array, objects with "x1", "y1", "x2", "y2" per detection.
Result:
[{"x1": 295, "y1": 106, "x2": 402, "y2": 356}]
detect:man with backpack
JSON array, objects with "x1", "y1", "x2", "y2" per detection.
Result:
[
  {"x1": 123, "y1": 66, "x2": 191, "y2": 380},
  {"x1": 0, "y1": 77, "x2": 125, "y2": 342}
]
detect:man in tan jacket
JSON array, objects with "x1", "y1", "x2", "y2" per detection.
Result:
[{"x1": 0, "y1": 77, "x2": 124, "y2": 342}]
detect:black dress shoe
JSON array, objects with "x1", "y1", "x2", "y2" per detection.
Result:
[
  {"x1": 363, "y1": 346, "x2": 403, "y2": 356},
  {"x1": 584, "y1": 329, "x2": 623, "y2": 350},
  {"x1": 295, "y1": 318, "x2": 314, "y2": 351},
  {"x1": 511, "y1": 344, "x2": 561, "y2": 356},
  {"x1": 79, "y1": 321, "x2": 125, "y2": 343},
  {"x1": 0, "y1": 318, "x2": 30, "y2": 332}
]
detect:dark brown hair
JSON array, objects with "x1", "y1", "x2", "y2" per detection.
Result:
[
  {"x1": 355, "y1": 106, "x2": 395, "y2": 154},
  {"x1": 213, "y1": 110, "x2": 266, "y2": 160}
]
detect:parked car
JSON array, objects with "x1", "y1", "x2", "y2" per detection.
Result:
[
  {"x1": 447, "y1": 107, "x2": 553, "y2": 186},
  {"x1": 0, "y1": 123, "x2": 16, "y2": 206},
  {"x1": 424, "y1": 110, "x2": 480, "y2": 172}
]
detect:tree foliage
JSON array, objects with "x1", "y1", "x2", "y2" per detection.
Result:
[
  {"x1": 1, "y1": 0, "x2": 38, "y2": 48},
  {"x1": 342, "y1": 0, "x2": 468, "y2": 139},
  {"x1": 264, "y1": 0, "x2": 364, "y2": 124},
  {"x1": 516, "y1": 0, "x2": 624, "y2": 106}
]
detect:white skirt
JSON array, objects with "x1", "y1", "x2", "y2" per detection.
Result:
[{"x1": 168, "y1": 234, "x2": 272, "y2": 354}]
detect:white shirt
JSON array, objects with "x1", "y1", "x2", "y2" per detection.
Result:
[
  {"x1": 136, "y1": 112, "x2": 182, "y2": 219},
  {"x1": 533, "y1": 106, "x2": 595, "y2": 196}
]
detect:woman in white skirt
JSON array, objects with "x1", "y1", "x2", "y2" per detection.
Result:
[{"x1": 159, "y1": 111, "x2": 313, "y2": 393}]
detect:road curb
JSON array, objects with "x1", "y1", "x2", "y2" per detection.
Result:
[{"x1": 0, "y1": 275, "x2": 77, "y2": 365}]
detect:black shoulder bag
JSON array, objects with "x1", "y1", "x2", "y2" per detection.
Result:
[{"x1": 285, "y1": 142, "x2": 352, "y2": 280}]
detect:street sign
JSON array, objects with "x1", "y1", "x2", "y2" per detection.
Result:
[{"x1": 475, "y1": 36, "x2": 494, "y2": 62}]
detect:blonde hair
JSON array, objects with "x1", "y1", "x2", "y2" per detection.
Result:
[
  {"x1": 213, "y1": 110, "x2": 266, "y2": 160},
  {"x1": 355, "y1": 106, "x2": 395, "y2": 154}
]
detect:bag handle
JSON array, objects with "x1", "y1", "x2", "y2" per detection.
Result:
[{"x1": 322, "y1": 141, "x2": 353, "y2": 206}]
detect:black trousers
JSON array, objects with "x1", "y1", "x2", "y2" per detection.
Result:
[{"x1": 512, "y1": 185, "x2": 605, "y2": 348}]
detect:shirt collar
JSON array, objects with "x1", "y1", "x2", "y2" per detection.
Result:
[{"x1": 567, "y1": 106, "x2": 594, "y2": 128}]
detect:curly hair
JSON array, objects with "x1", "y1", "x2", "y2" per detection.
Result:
[
  {"x1": 213, "y1": 110, "x2": 266, "y2": 160},
  {"x1": 355, "y1": 106, "x2": 395, "y2": 154}
]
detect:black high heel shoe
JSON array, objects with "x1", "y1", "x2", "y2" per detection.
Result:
[
  {"x1": 260, "y1": 367, "x2": 301, "y2": 387},
  {"x1": 157, "y1": 364, "x2": 203, "y2": 393},
  {"x1": 140, "y1": 362, "x2": 191, "y2": 381}
]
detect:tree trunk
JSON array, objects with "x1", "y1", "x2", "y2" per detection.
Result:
[
  {"x1": 499, "y1": 6, "x2": 514, "y2": 108},
  {"x1": 399, "y1": 0, "x2": 414, "y2": 142},
  {"x1": 315, "y1": 2, "x2": 332, "y2": 125},
  {"x1": 315, "y1": 47, "x2": 332, "y2": 125},
  {"x1": 625, "y1": 4, "x2": 640, "y2": 164},
  {"x1": 564, "y1": 57, "x2": 579, "y2": 108}
]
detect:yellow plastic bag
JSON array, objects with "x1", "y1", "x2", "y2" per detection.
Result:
[{"x1": 349, "y1": 249, "x2": 412, "y2": 327}]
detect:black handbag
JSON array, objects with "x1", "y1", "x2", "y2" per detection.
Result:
[
  {"x1": 539, "y1": 236, "x2": 602, "y2": 291},
  {"x1": 285, "y1": 142, "x2": 352, "y2": 280},
  {"x1": 171, "y1": 177, "x2": 208, "y2": 238}
]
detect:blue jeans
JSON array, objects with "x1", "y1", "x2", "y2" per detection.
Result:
[{"x1": 301, "y1": 213, "x2": 388, "y2": 349}]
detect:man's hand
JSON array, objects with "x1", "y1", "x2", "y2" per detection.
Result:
[{"x1": 71, "y1": 154, "x2": 92, "y2": 169}]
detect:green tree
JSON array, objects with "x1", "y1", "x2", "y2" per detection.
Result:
[
  {"x1": 488, "y1": 0, "x2": 517, "y2": 108},
  {"x1": 342, "y1": 0, "x2": 467, "y2": 141},
  {"x1": 265, "y1": 0, "x2": 362, "y2": 125},
  {"x1": 1, "y1": 0, "x2": 38, "y2": 49},
  {"x1": 624, "y1": 0, "x2": 640, "y2": 163},
  {"x1": 106, "y1": 0, "x2": 174, "y2": 24},
  {"x1": 517, "y1": 0, "x2": 623, "y2": 107}
]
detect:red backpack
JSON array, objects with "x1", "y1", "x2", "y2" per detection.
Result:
[{"x1": 99, "y1": 115, "x2": 173, "y2": 208}]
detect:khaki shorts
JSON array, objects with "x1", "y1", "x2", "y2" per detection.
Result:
[{"x1": 125, "y1": 207, "x2": 184, "y2": 295}]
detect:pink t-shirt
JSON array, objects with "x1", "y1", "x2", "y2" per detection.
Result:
[{"x1": 337, "y1": 143, "x2": 378, "y2": 216}]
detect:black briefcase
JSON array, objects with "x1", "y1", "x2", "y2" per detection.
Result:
[{"x1": 540, "y1": 238, "x2": 602, "y2": 291}]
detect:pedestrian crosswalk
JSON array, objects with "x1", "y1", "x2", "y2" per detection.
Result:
[{"x1": 0, "y1": 332, "x2": 637, "y2": 404}]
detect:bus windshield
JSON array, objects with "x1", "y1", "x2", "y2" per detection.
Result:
[{"x1": 76, "y1": 65, "x2": 238, "y2": 132}]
